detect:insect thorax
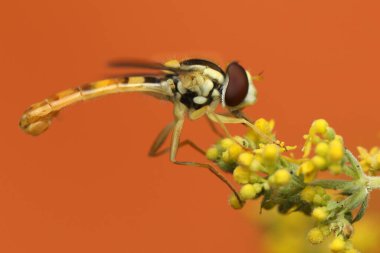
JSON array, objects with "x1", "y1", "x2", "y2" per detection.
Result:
[{"x1": 169, "y1": 70, "x2": 222, "y2": 110}]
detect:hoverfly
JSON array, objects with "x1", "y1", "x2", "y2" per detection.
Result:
[{"x1": 19, "y1": 58, "x2": 266, "y2": 203}]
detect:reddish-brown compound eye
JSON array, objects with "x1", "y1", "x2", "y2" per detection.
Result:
[{"x1": 224, "y1": 62, "x2": 249, "y2": 107}]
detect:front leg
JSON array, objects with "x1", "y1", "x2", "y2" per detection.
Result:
[
  {"x1": 207, "y1": 112, "x2": 278, "y2": 145},
  {"x1": 169, "y1": 107, "x2": 243, "y2": 204}
]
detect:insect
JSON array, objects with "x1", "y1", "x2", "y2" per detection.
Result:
[{"x1": 19, "y1": 58, "x2": 266, "y2": 203}]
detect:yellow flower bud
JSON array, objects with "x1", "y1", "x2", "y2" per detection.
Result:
[
  {"x1": 329, "y1": 140, "x2": 344, "y2": 162},
  {"x1": 311, "y1": 119, "x2": 329, "y2": 134},
  {"x1": 330, "y1": 236, "x2": 346, "y2": 252},
  {"x1": 315, "y1": 142, "x2": 329, "y2": 157},
  {"x1": 228, "y1": 143, "x2": 243, "y2": 161},
  {"x1": 312, "y1": 155, "x2": 327, "y2": 170},
  {"x1": 255, "y1": 118, "x2": 273, "y2": 134},
  {"x1": 301, "y1": 186, "x2": 316, "y2": 203},
  {"x1": 300, "y1": 161, "x2": 315, "y2": 174},
  {"x1": 206, "y1": 147, "x2": 219, "y2": 161},
  {"x1": 233, "y1": 166, "x2": 250, "y2": 184},
  {"x1": 228, "y1": 194, "x2": 244, "y2": 209},
  {"x1": 222, "y1": 151, "x2": 231, "y2": 163},
  {"x1": 262, "y1": 144, "x2": 280, "y2": 162},
  {"x1": 238, "y1": 152, "x2": 254, "y2": 167},
  {"x1": 240, "y1": 184, "x2": 257, "y2": 200},
  {"x1": 273, "y1": 169, "x2": 291, "y2": 186},
  {"x1": 249, "y1": 157, "x2": 263, "y2": 172},
  {"x1": 220, "y1": 138, "x2": 234, "y2": 149},
  {"x1": 307, "y1": 227, "x2": 324, "y2": 244},
  {"x1": 312, "y1": 207, "x2": 328, "y2": 221}
]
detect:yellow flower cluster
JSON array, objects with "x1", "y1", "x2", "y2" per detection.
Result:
[
  {"x1": 207, "y1": 118, "x2": 292, "y2": 204},
  {"x1": 206, "y1": 118, "x2": 378, "y2": 253},
  {"x1": 300, "y1": 119, "x2": 345, "y2": 181},
  {"x1": 357, "y1": 146, "x2": 380, "y2": 175}
]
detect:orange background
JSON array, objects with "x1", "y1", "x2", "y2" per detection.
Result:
[{"x1": 1, "y1": 0, "x2": 380, "y2": 252}]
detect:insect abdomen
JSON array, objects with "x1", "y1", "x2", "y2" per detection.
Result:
[{"x1": 19, "y1": 77, "x2": 167, "y2": 136}]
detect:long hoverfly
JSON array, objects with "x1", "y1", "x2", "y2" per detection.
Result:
[{"x1": 19, "y1": 58, "x2": 266, "y2": 203}]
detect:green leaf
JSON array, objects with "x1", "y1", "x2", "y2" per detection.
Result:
[
  {"x1": 352, "y1": 195, "x2": 369, "y2": 223},
  {"x1": 310, "y1": 179, "x2": 353, "y2": 190},
  {"x1": 344, "y1": 149, "x2": 364, "y2": 179}
]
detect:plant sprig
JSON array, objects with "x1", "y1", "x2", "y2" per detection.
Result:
[{"x1": 206, "y1": 118, "x2": 380, "y2": 253}]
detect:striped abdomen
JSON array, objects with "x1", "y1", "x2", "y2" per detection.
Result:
[{"x1": 19, "y1": 76, "x2": 172, "y2": 136}]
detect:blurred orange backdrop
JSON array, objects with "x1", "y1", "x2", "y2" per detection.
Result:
[{"x1": 1, "y1": 0, "x2": 380, "y2": 252}]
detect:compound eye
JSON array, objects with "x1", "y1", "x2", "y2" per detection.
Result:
[{"x1": 224, "y1": 62, "x2": 249, "y2": 107}]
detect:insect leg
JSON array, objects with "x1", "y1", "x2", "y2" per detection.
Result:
[
  {"x1": 151, "y1": 139, "x2": 205, "y2": 157},
  {"x1": 207, "y1": 112, "x2": 276, "y2": 144},
  {"x1": 148, "y1": 121, "x2": 176, "y2": 156},
  {"x1": 206, "y1": 117, "x2": 224, "y2": 138},
  {"x1": 169, "y1": 116, "x2": 243, "y2": 204},
  {"x1": 205, "y1": 111, "x2": 238, "y2": 138}
]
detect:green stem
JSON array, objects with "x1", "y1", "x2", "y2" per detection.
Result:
[{"x1": 366, "y1": 175, "x2": 380, "y2": 191}]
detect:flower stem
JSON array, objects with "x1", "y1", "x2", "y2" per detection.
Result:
[{"x1": 366, "y1": 175, "x2": 380, "y2": 191}]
